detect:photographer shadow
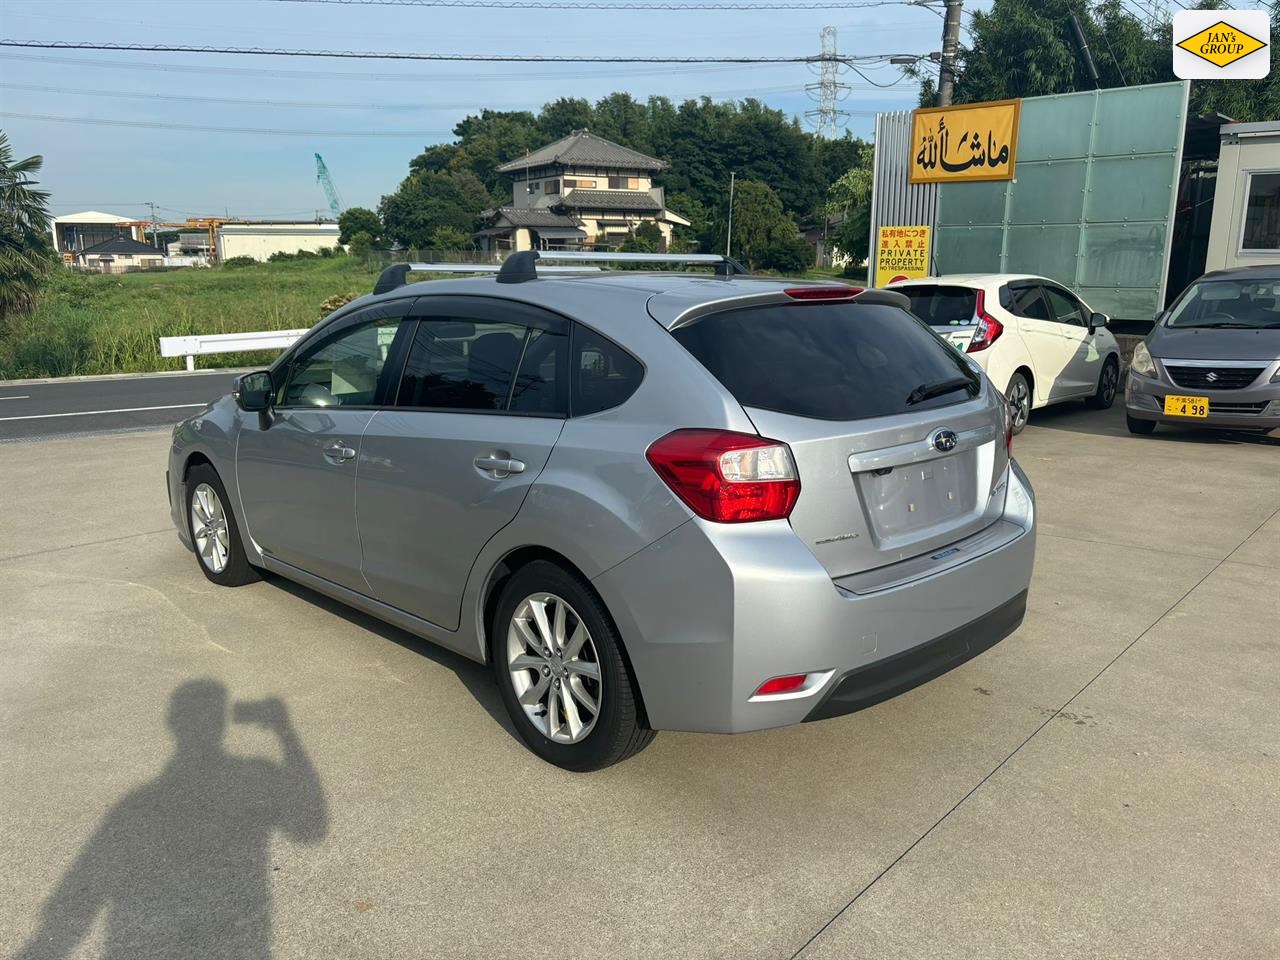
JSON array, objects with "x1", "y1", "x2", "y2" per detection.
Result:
[{"x1": 16, "y1": 680, "x2": 328, "y2": 960}]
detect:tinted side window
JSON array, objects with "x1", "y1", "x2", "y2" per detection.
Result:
[
  {"x1": 1006, "y1": 284, "x2": 1052, "y2": 321},
  {"x1": 1042, "y1": 286, "x2": 1085, "y2": 326},
  {"x1": 672, "y1": 303, "x2": 978, "y2": 421},
  {"x1": 282, "y1": 319, "x2": 400, "y2": 408},
  {"x1": 572, "y1": 325, "x2": 644, "y2": 416},
  {"x1": 396, "y1": 318, "x2": 568, "y2": 414}
]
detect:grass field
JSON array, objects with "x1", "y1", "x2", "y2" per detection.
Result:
[
  {"x1": 0, "y1": 255, "x2": 861, "y2": 380},
  {"x1": 0, "y1": 257, "x2": 383, "y2": 380}
]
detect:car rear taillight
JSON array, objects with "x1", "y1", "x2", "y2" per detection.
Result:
[
  {"x1": 783, "y1": 286, "x2": 862, "y2": 301},
  {"x1": 646, "y1": 429, "x2": 800, "y2": 523},
  {"x1": 966, "y1": 289, "x2": 1004, "y2": 353}
]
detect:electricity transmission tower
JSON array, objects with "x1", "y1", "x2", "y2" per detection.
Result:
[
  {"x1": 314, "y1": 153, "x2": 344, "y2": 219},
  {"x1": 805, "y1": 27, "x2": 850, "y2": 139}
]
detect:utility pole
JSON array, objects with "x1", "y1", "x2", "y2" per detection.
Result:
[
  {"x1": 146, "y1": 201, "x2": 159, "y2": 248},
  {"x1": 725, "y1": 171, "x2": 735, "y2": 258},
  {"x1": 937, "y1": 0, "x2": 963, "y2": 107}
]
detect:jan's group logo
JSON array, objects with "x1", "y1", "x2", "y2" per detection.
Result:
[{"x1": 1172, "y1": 10, "x2": 1270, "y2": 80}]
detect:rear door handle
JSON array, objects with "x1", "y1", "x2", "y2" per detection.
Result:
[
  {"x1": 474, "y1": 456, "x2": 526, "y2": 478},
  {"x1": 323, "y1": 441, "x2": 357, "y2": 464}
]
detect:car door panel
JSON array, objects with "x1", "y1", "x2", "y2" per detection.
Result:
[
  {"x1": 235, "y1": 301, "x2": 413, "y2": 591},
  {"x1": 354, "y1": 298, "x2": 571, "y2": 631},
  {"x1": 1005, "y1": 283, "x2": 1076, "y2": 403},
  {"x1": 357, "y1": 411, "x2": 565, "y2": 629},
  {"x1": 1042, "y1": 285, "x2": 1095, "y2": 395}
]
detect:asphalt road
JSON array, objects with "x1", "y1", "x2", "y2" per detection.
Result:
[
  {"x1": 0, "y1": 371, "x2": 240, "y2": 442},
  {"x1": 2, "y1": 405, "x2": 1278, "y2": 959}
]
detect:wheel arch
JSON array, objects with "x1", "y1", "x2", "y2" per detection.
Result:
[
  {"x1": 1009, "y1": 364, "x2": 1036, "y2": 406},
  {"x1": 479, "y1": 544, "x2": 652, "y2": 730}
]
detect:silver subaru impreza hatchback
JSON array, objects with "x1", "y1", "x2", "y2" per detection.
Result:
[{"x1": 167, "y1": 251, "x2": 1036, "y2": 770}]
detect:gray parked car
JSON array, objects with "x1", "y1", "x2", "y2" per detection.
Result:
[
  {"x1": 1127, "y1": 264, "x2": 1280, "y2": 434},
  {"x1": 167, "y1": 252, "x2": 1036, "y2": 771}
]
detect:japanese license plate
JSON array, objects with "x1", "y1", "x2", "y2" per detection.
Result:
[{"x1": 1163, "y1": 394, "x2": 1209, "y2": 418}]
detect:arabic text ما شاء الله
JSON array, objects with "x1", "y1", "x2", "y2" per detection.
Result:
[{"x1": 915, "y1": 117, "x2": 1012, "y2": 173}]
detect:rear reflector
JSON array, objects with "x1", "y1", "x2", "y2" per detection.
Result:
[
  {"x1": 754, "y1": 674, "x2": 809, "y2": 696},
  {"x1": 646, "y1": 429, "x2": 800, "y2": 523},
  {"x1": 783, "y1": 286, "x2": 862, "y2": 301}
]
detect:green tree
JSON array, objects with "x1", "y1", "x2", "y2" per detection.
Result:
[
  {"x1": 430, "y1": 225, "x2": 472, "y2": 250},
  {"x1": 0, "y1": 131, "x2": 54, "y2": 318},
  {"x1": 378, "y1": 169, "x2": 490, "y2": 249},
  {"x1": 337, "y1": 206, "x2": 382, "y2": 245},
  {"x1": 725, "y1": 180, "x2": 799, "y2": 270},
  {"x1": 825, "y1": 144, "x2": 875, "y2": 264},
  {"x1": 620, "y1": 221, "x2": 663, "y2": 253},
  {"x1": 538, "y1": 98, "x2": 594, "y2": 139},
  {"x1": 347, "y1": 231, "x2": 375, "y2": 260}
]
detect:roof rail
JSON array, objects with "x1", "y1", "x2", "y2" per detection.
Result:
[
  {"x1": 372, "y1": 260, "x2": 601, "y2": 294},
  {"x1": 496, "y1": 250, "x2": 749, "y2": 284}
]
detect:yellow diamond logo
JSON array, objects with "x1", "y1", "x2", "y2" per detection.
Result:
[{"x1": 1176, "y1": 20, "x2": 1267, "y2": 68}]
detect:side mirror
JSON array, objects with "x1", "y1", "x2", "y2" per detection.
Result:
[
  {"x1": 1088, "y1": 312, "x2": 1108, "y2": 332},
  {"x1": 234, "y1": 370, "x2": 273, "y2": 412}
]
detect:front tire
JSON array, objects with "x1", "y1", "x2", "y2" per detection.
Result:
[
  {"x1": 1126, "y1": 414, "x2": 1157, "y2": 435},
  {"x1": 186, "y1": 464, "x2": 260, "y2": 586},
  {"x1": 1006, "y1": 372, "x2": 1031, "y2": 435},
  {"x1": 492, "y1": 560, "x2": 654, "y2": 772},
  {"x1": 1086, "y1": 357, "x2": 1119, "y2": 410}
]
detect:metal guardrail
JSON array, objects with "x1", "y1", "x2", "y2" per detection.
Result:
[{"x1": 159, "y1": 329, "x2": 308, "y2": 371}]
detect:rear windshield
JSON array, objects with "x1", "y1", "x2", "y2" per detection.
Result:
[
  {"x1": 672, "y1": 302, "x2": 981, "y2": 421},
  {"x1": 900, "y1": 285, "x2": 978, "y2": 327}
]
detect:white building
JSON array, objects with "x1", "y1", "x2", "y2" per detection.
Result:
[
  {"x1": 50, "y1": 211, "x2": 146, "y2": 258},
  {"x1": 1206, "y1": 121, "x2": 1280, "y2": 272},
  {"x1": 215, "y1": 221, "x2": 341, "y2": 262}
]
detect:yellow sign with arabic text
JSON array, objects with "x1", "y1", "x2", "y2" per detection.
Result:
[
  {"x1": 875, "y1": 225, "x2": 931, "y2": 284},
  {"x1": 909, "y1": 99, "x2": 1020, "y2": 184}
]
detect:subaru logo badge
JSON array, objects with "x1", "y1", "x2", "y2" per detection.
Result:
[
  {"x1": 931, "y1": 429, "x2": 959, "y2": 453},
  {"x1": 1206, "y1": 371, "x2": 1219, "y2": 382}
]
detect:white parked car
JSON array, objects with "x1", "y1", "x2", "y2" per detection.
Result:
[{"x1": 890, "y1": 275, "x2": 1122, "y2": 433}]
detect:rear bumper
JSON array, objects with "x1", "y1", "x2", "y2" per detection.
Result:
[
  {"x1": 592, "y1": 460, "x2": 1036, "y2": 734},
  {"x1": 804, "y1": 590, "x2": 1026, "y2": 721},
  {"x1": 1125, "y1": 370, "x2": 1280, "y2": 429}
]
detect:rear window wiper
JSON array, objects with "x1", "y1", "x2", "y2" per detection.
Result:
[{"x1": 905, "y1": 376, "x2": 973, "y2": 406}]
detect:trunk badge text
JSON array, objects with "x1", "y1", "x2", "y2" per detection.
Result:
[
  {"x1": 815, "y1": 532, "x2": 862, "y2": 545},
  {"x1": 931, "y1": 429, "x2": 959, "y2": 453}
]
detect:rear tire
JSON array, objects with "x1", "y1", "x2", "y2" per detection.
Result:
[
  {"x1": 1126, "y1": 415, "x2": 1157, "y2": 435},
  {"x1": 185, "y1": 464, "x2": 261, "y2": 587},
  {"x1": 1086, "y1": 357, "x2": 1119, "y2": 410},
  {"x1": 1005, "y1": 372, "x2": 1031, "y2": 435},
  {"x1": 492, "y1": 560, "x2": 654, "y2": 772}
]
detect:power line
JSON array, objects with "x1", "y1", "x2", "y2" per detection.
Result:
[
  {"x1": 0, "y1": 112, "x2": 452, "y2": 138},
  {"x1": 0, "y1": 50, "x2": 768, "y2": 82},
  {"x1": 0, "y1": 39, "x2": 902, "y2": 64},
  {"x1": 0, "y1": 81, "x2": 489, "y2": 111},
  {"x1": 265, "y1": 0, "x2": 935, "y2": 8}
]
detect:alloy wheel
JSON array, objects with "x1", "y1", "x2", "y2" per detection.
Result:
[
  {"x1": 1101, "y1": 363, "x2": 1118, "y2": 404},
  {"x1": 1008, "y1": 378, "x2": 1030, "y2": 430},
  {"x1": 506, "y1": 592, "x2": 603, "y2": 744},
  {"x1": 190, "y1": 482, "x2": 230, "y2": 574}
]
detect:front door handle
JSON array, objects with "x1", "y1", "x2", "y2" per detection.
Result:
[
  {"x1": 323, "y1": 441, "x2": 357, "y2": 464},
  {"x1": 474, "y1": 455, "x2": 526, "y2": 478}
]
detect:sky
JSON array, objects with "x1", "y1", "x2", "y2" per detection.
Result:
[{"x1": 0, "y1": 0, "x2": 982, "y2": 223}]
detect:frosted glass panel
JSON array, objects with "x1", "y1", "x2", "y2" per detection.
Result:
[
  {"x1": 1009, "y1": 161, "x2": 1087, "y2": 223},
  {"x1": 1017, "y1": 92, "x2": 1096, "y2": 161},
  {"x1": 936, "y1": 180, "x2": 1007, "y2": 225},
  {"x1": 1085, "y1": 155, "x2": 1179, "y2": 223},
  {"x1": 1080, "y1": 223, "x2": 1167, "y2": 287},
  {"x1": 934, "y1": 226, "x2": 1003, "y2": 274},
  {"x1": 1078, "y1": 286, "x2": 1162, "y2": 321},
  {"x1": 1005, "y1": 225, "x2": 1081, "y2": 279},
  {"x1": 1092, "y1": 84, "x2": 1185, "y2": 156}
]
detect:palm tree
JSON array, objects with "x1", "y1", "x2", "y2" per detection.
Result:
[{"x1": 0, "y1": 130, "x2": 54, "y2": 318}]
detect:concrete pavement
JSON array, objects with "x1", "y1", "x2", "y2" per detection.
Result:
[{"x1": 1, "y1": 404, "x2": 1276, "y2": 959}]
